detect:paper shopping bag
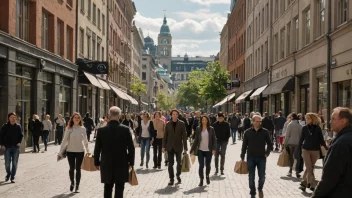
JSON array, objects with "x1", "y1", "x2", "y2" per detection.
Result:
[
  {"x1": 81, "y1": 154, "x2": 98, "y2": 171},
  {"x1": 181, "y1": 153, "x2": 191, "y2": 172},
  {"x1": 190, "y1": 154, "x2": 196, "y2": 165},
  {"x1": 277, "y1": 150, "x2": 290, "y2": 167},
  {"x1": 234, "y1": 161, "x2": 248, "y2": 174},
  {"x1": 128, "y1": 169, "x2": 138, "y2": 186}
]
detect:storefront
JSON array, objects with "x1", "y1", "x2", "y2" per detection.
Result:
[
  {"x1": 213, "y1": 92, "x2": 236, "y2": 113},
  {"x1": 235, "y1": 90, "x2": 255, "y2": 114},
  {"x1": 316, "y1": 67, "x2": 327, "y2": 120},
  {"x1": 0, "y1": 33, "x2": 78, "y2": 150},
  {"x1": 299, "y1": 72, "x2": 310, "y2": 115},
  {"x1": 243, "y1": 72, "x2": 269, "y2": 114},
  {"x1": 332, "y1": 64, "x2": 352, "y2": 109},
  {"x1": 249, "y1": 85, "x2": 268, "y2": 113}
]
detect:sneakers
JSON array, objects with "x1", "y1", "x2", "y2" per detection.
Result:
[
  {"x1": 221, "y1": 170, "x2": 224, "y2": 175},
  {"x1": 198, "y1": 179, "x2": 203, "y2": 187},
  {"x1": 287, "y1": 172, "x2": 292, "y2": 177},
  {"x1": 176, "y1": 177, "x2": 181, "y2": 184},
  {"x1": 10, "y1": 180, "x2": 15, "y2": 183},
  {"x1": 168, "y1": 180, "x2": 174, "y2": 186},
  {"x1": 259, "y1": 191, "x2": 264, "y2": 198},
  {"x1": 206, "y1": 176, "x2": 210, "y2": 185},
  {"x1": 140, "y1": 162, "x2": 143, "y2": 167},
  {"x1": 296, "y1": 173, "x2": 301, "y2": 178}
]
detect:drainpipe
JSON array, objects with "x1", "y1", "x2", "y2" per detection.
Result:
[
  {"x1": 75, "y1": 0, "x2": 79, "y2": 112},
  {"x1": 326, "y1": 0, "x2": 332, "y2": 130}
]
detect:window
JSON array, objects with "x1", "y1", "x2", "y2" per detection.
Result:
[
  {"x1": 57, "y1": 20, "x2": 62, "y2": 56},
  {"x1": 80, "y1": 0, "x2": 84, "y2": 12},
  {"x1": 142, "y1": 65, "x2": 147, "y2": 69},
  {"x1": 261, "y1": 8, "x2": 264, "y2": 33},
  {"x1": 293, "y1": 17, "x2": 299, "y2": 51},
  {"x1": 66, "y1": 26, "x2": 72, "y2": 61},
  {"x1": 67, "y1": 0, "x2": 73, "y2": 7},
  {"x1": 280, "y1": 28, "x2": 285, "y2": 59},
  {"x1": 79, "y1": 28, "x2": 84, "y2": 54},
  {"x1": 287, "y1": 22, "x2": 291, "y2": 54},
  {"x1": 92, "y1": 37, "x2": 96, "y2": 60},
  {"x1": 87, "y1": 35, "x2": 91, "y2": 59},
  {"x1": 16, "y1": 0, "x2": 29, "y2": 41},
  {"x1": 305, "y1": 9, "x2": 311, "y2": 45},
  {"x1": 317, "y1": 0, "x2": 325, "y2": 36},
  {"x1": 42, "y1": 11, "x2": 49, "y2": 50},
  {"x1": 102, "y1": 47, "x2": 104, "y2": 61},
  {"x1": 97, "y1": 43, "x2": 100, "y2": 61},
  {"x1": 266, "y1": 4, "x2": 269, "y2": 28},
  {"x1": 98, "y1": 9, "x2": 101, "y2": 29},
  {"x1": 275, "y1": 0, "x2": 279, "y2": 20},
  {"x1": 142, "y1": 72, "x2": 146, "y2": 80},
  {"x1": 93, "y1": 3, "x2": 96, "y2": 24},
  {"x1": 88, "y1": 0, "x2": 91, "y2": 18},
  {"x1": 265, "y1": 41, "x2": 268, "y2": 69},
  {"x1": 280, "y1": 0, "x2": 285, "y2": 15},
  {"x1": 337, "y1": 0, "x2": 348, "y2": 26},
  {"x1": 102, "y1": 15, "x2": 105, "y2": 34},
  {"x1": 273, "y1": 34, "x2": 278, "y2": 63}
]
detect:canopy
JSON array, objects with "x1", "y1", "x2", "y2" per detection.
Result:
[
  {"x1": 83, "y1": 71, "x2": 103, "y2": 89},
  {"x1": 250, "y1": 85, "x2": 268, "y2": 100},
  {"x1": 262, "y1": 77, "x2": 294, "y2": 97},
  {"x1": 235, "y1": 90, "x2": 253, "y2": 104},
  {"x1": 213, "y1": 92, "x2": 236, "y2": 108}
]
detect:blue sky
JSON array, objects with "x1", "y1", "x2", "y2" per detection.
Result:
[{"x1": 133, "y1": 0, "x2": 230, "y2": 57}]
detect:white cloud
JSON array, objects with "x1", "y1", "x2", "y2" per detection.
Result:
[
  {"x1": 186, "y1": 0, "x2": 230, "y2": 6},
  {"x1": 174, "y1": 9, "x2": 224, "y2": 20},
  {"x1": 173, "y1": 38, "x2": 219, "y2": 44}
]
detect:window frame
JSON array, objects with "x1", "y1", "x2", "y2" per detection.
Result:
[{"x1": 42, "y1": 11, "x2": 49, "y2": 50}]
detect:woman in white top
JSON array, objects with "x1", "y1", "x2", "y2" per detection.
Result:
[
  {"x1": 136, "y1": 112, "x2": 155, "y2": 168},
  {"x1": 41, "y1": 114, "x2": 52, "y2": 152},
  {"x1": 190, "y1": 115, "x2": 217, "y2": 187},
  {"x1": 57, "y1": 112, "x2": 89, "y2": 193}
]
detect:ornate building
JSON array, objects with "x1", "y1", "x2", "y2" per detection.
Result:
[{"x1": 157, "y1": 15, "x2": 172, "y2": 72}]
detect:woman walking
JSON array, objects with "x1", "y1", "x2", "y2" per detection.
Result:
[
  {"x1": 32, "y1": 115, "x2": 43, "y2": 153},
  {"x1": 122, "y1": 114, "x2": 134, "y2": 129},
  {"x1": 298, "y1": 113, "x2": 327, "y2": 192},
  {"x1": 58, "y1": 112, "x2": 89, "y2": 193},
  {"x1": 136, "y1": 112, "x2": 155, "y2": 168},
  {"x1": 153, "y1": 111, "x2": 165, "y2": 169},
  {"x1": 284, "y1": 113, "x2": 302, "y2": 178},
  {"x1": 190, "y1": 115, "x2": 217, "y2": 186},
  {"x1": 41, "y1": 115, "x2": 52, "y2": 152}
]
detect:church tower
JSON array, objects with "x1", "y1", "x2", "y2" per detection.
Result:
[{"x1": 157, "y1": 12, "x2": 172, "y2": 72}]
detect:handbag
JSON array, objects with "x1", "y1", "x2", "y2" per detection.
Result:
[
  {"x1": 81, "y1": 153, "x2": 98, "y2": 171},
  {"x1": 128, "y1": 168, "x2": 138, "y2": 186},
  {"x1": 181, "y1": 153, "x2": 191, "y2": 172},
  {"x1": 62, "y1": 128, "x2": 72, "y2": 158},
  {"x1": 277, "y1": 150, "x2": 290, "y2": 167},
  {"x1": 234, "y1": 161, "x2": 248, "y2": 174}
]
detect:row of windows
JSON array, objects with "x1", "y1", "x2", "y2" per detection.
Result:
[
  {"x1": 229, "y1": 3, "x2": 246, "y2": 38},
  {"x1": 80, "y1": 0, "x2": 105, "y2": 35},
  {"x1": 246, "y1": 41, "x2": 268, "y2": 80},
  {"x1": 229, "y1": 33, "x2": 245, "y2": 63},
  {"x1": 109, "y1": 0, "x2": 131, "y2": 41},
  {"x1": 79, "y1": 28, "x2": 105, "y2": 61}
]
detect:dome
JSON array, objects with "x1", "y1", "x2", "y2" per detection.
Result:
[
  {"x1": 160, "y1": 17, "x2": 170, "y2": 35},
  {"x1": 144, "y1": 36, "x2": 154, "y2": 44}
]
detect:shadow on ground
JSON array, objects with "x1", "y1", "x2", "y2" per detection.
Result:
[
  {"x1": 280, "y1": 176, "x2": 301, "y2": 182},
  {"x1": 154, "y1": 185, "x2": 180, "y2": 195},
  {"x1": 301, "y1": 191, "x2": 313, "y2": 197},
  {"x1": 183, "y1": 186, "x2": 207, "y2": 195},
  {"x1": 210, "y1": 175, "x2": 226, "y2": 181},
  {"x1": 51, "y1": 193, "x2": 77, "y2": 198},
  {"x1": 135, "y1": 168, "x2": 163, "y2": 174}
]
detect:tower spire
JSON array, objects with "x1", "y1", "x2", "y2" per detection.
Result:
[{"x1": 163, "y1": 9, "x2": 166, "y2": 17}]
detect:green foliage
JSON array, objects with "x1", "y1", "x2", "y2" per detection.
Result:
[
  {"x1": 156, "y1": 91, "x2": 177, "y2": 110},
  {"x1": 130, "y1": 76, "x2": 147, "y2": 96}
]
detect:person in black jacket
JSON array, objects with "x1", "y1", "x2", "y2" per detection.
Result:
[
  {"x1": 136, "y1": 112, "x2": 155, "y2": 169},
  {"x1": 83, "y1": 112, "x2": 95, "y2": 142},
  {"x1": 122, "y1": 114, "x2": 134, "y2": 129},
  {"x1": 243, "y1": 113, "x2": 252, "y2": 132},
  {"x1": 0, "y1": 112, "x2": 24, "y2": 183},
  {"x1": 212, "y1": 112, "x2": 231, "y2": 175},
  {"x1": 261, "y1": 112, "x2": 274, "y2": 143},
  {"x1": 32, "y1": 115, "x2": 43, "y2": 153},
  {"x1": 298, "y1": 113, "x2": 327, "y2": 192},
  {"x1": 192, "y1": 111, "x2": 201, "y2": 133},
  {"x1": 228, "y1": 113, "x2": 241, "y2": 144},
  {"x1": 240, "y1": 115, "x2": 273, "y2": 198},
  {"x1": 313, "y1": 107, "x2": 352, "y2": 198},
  {"x1": 94, "y1": 106, "x2": 135, "y2": 198}
]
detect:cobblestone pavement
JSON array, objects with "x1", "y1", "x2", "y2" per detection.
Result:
[{"x1": 0, "y1": 136, "x2": 322, "y2": 198}]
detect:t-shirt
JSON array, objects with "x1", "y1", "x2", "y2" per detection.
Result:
[{"x1": 199, "y1": 129, "x2": 209, "y2": 151}]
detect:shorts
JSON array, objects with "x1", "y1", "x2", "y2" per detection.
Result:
[{"x1": 278, "y1": 136, "x2": 285, "y2": 145}]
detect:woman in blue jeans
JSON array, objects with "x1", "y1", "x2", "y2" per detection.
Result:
[
  {"x1": 136, "y1": 112, "x2": 155, "y2": 168},
  {"x1": 190, "y1": 115, "x2": 217, "y2": 186}
]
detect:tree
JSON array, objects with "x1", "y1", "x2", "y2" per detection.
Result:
[
  {"x1": 156, "y1": 91, "x2": 177, "y2": 110},
  {"x1": 201, "y1": 61, "x2": 230, "y2": 104},
  {"x1": 130, "y1": 76, "x2": 147, "y2": 97}
]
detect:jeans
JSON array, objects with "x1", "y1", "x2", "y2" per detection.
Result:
[
  {"x1": 5, "y1": 146, "x2": 20, "y2": 180},
  {"x1": 104, "y1": 182, "x2": 125, "y2": 198},
  {"x1": 86, "y1": 130, "x2": 91, "y2": 141},
  {"x1": 287, "y1": 145, "x2": 299, "y2": 173},
  {"x1": 198, "y1": 150, "x2": 212, "y2": 179},
  {"x1": 215, "y1": 140, "x2": 228, "y2": 171},
  {"x1": 140, "y1": 137, "x2": 151, "y2": 164},
  {"x1": 56, "y1": 127, "x2": 64, "y2": 145},
  {"x1": 153, "y1": 138, "x2": 162, "y2": 166},
  {"x1": 42, "y1": 130, "x2": 49, "y2": 149},
  {"x1": 67, "y1": 152, "x2": 84, "y2": 185},
  {"x1": 231, "y1": 128, "x2": 237, "y2": 143},
  {"x1": 247, "y1": 156, "x2": 267, "y2": 196},
  {"x1": 33, "y1": 135, "x2": 40, "y2": 152},
  {"x1": 167, "y1": 149, "x2": 182, "y2": 180}
]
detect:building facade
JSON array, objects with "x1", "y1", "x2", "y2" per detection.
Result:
[
  {"x1": 157, "y1": 15, "x2": 172, "y2": 72},
  {"x1": 141, "y1": 53, "x2": 156, "y2": 108},
  {"x1": 0, "y1": 0, "x2": 78, "y2": 149},
  {"x1": 132, "y1": 24, "x2": 144, "y2": 79},
  {"x1": 219, "y1": 22, "x2": 229, "y2": 68}
]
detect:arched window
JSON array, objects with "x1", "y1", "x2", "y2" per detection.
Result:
[{"x1": 162, "y1": 39, "x2": 168, "y2": 44}]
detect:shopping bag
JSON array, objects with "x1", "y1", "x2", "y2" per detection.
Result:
[
  {"x1": 81, "y1": 153, "x2": 98, "y2": 171},
  {"x1": 128, "y1": 169, "x2": 138, "y2": 186},
  {"x1": 181, "y1": 153, "x2": 191, "y2": 172},
  {"x1": 190, "y1": 154, "x2": 196, "y2": 165},
  {"x1": 277, "y1": 150, "x2": 290, "y2": 167},
  {"x1": 320, "y1": 146, "x2": 328, "y2": 157},
  {"x1": 234, "y1": 161, "x2": 248, "y2": 174}
]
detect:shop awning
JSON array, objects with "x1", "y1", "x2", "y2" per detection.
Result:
[
  {"x1": 142, "y1": 101, "x2": 148, "y2": 105},
  {"x1": 213, "y1": 92, "x2": 236, "y2": 108},
  {"x1": 109, "y1": 85, "x2": 130, "y2": 101},
  {"x1": 262, "y1": 77, "x2": 294, "y2": 97},
  {"x1": 96, "y1": 78, "x2": 111, "y2": 90},
  {"x1": 235, "y1": 90, "x2": 254, "y2": 104},
  {"x1": 83, "y1": 71, "x2": 104, "y2": 89},
  {"x1": 250, "y1": 85, "x2": 268, "y2": 100},
  {"x1": 124, "y1": 93, "x2": 138, "y2": 105}
]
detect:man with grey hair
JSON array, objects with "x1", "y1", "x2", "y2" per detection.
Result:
[{"x1": 94, "y1": 106, "x2": 135, "y2": 198}]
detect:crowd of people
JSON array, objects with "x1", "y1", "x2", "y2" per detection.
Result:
[{"x1": 0, "y1": 106, "x2": 351, "y2": 198}]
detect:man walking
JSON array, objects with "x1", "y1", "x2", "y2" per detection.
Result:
[
  {"x1": 212, "y1": 112, "x2": 231, "y2": 175},
  {"x1": 313, "y1": 107, "x2": 352, "y2": 197},
  {"x1": 241, "y1": 115, "x2": 273, "y2": 198},
  {"x1": 274, "y1": 111, "x2": 286, "y2": 151},
  {"x1": 192, "y1": 111, "x2": 201, "y2": 132},
  {"x1": 0, "y1": 112, "x2": 23, "y2": 183},
  {"x1": 162, "y1": 109, "x2": 188, "y2": 186},
  {"x1": 54, "y1": 114, "x2": 66, "y2": 145},
  {"x1": 94, "y1": 106, "x2": 135, "y2": 198},
  {"x1": 83, "y1": 112, "x2": 95, "y2": 142},
  {"x1": 261, "y1": 112, "x2": 274, "y2": 143},
  {"x1": 229, "y1": 113, "x2": 241, "y2": 144}
]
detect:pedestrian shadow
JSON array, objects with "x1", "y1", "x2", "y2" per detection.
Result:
[
  {"x1": 210, "y1": 175, "x2": 226, "y2": 181},
  {"x1": 0, "y1": 181, "x2": 13, "y2": 186},
  {"x1": 183, "y1": 186, "x2": 207, "y2": 195},
  {"x1": 51, "y1": 193, "x2": 77, "y2": 198},
  {"x1": 301, "y1": 191, "x2": 313, "y2": 197},
  {"x1": 314, "y1": 165, "x2": 323, "y2": 169},
  {"x1": 280, "y1": 176, "x2": 301, "y2": 182},
  {"x1": 135, "y1": 169, "x2": 163, "y2": 174},
  {"x1": 154, "y1": 185, "x2": 179, "y2": 195}
]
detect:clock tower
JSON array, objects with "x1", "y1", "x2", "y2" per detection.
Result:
[{"x1": 157, "y1": 13, "x2": 172, "y2": 72}]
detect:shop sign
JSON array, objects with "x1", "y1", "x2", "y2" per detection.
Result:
[
  {"x1": 16, "y1": 53, "x2": 36, "y2": 66},
  {"x1": 77, "y1": 58, "x2": 109, "y2": 74},
  {"x1": 272, "y1": 63, "x2": 294, "y2": 82}
]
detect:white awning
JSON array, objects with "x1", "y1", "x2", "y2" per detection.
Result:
[
  {"x1": 235, "y1": 90, "x2": 253, "y2": 104},
  {"x1": 213, "y1": 92, "x2": 236, "y2": 108},
  {"x1": 124, "y1": 93, "x2": 138, "y2": 105},
  {"x1": 83, "y1": 71, "x2": 104, "y2": 89},
  {"x1": 142, "y1": 101, "x2": 148, "y2": 105},
  {"x1": 96, "y1": 78, "x2": 111, "y2": 90},
  {"x1": 109, "y1": 85, "x2": 130, "y2": 101},
  {"x1": 250, "y1": 85, "x2": 268, "y2": 100}
]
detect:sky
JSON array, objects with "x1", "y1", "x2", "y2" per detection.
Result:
[{"x1": 133, "y1": 0, "x2": 230, "y2": 57}]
